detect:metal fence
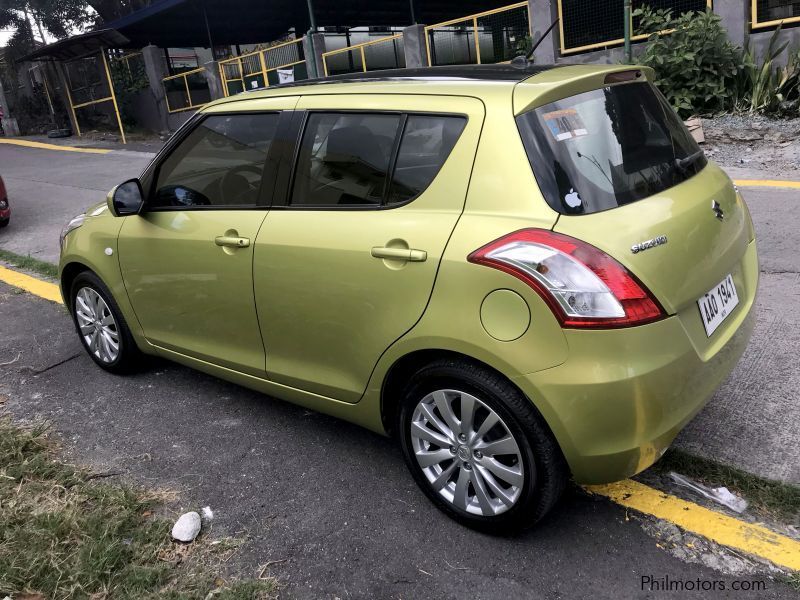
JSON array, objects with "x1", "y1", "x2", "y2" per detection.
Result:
[
  {"x1": 425, "y1": 2, "x2": 531, "y2": 66},
  {"x1": 162, "y1": 67, "x2": 211, "y2": 113},
  {"x1": 558, "y1": 0, "x2": 712, "y2": 55},
  {"x1": 110, "y1": 51, "x2": 144, "y2": 76},
  {"x1": 27, "y1": 63, "x2": 56, "y2": 119},
  {"x1": 63, "y1": 51, "x2": 126, "y2": 143},
  {"x1": 219, "y1": 39, "x2": 307, "y2": 97},
  {"x1": 752, "y1": 0, "x2": 800, "y2": 28},
  {"x1": 322, "y1": 34, "x2": 405, "y2": 76}
]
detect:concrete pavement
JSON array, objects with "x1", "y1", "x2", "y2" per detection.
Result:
[{"x1": 674, "y1": 180, "x2": 800, "y2": 484}]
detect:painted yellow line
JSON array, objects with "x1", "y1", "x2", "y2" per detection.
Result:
[
  {"x1": 0, "y1": 139, "x2": 110, "y2": 155},
  {"x1": 733, "y1": 179, "x2": 800, "y2": 190},
  {"x1": 587, "y1": 479, "x2": 800, "y2": 571},
  {"x1": 0, "y1": 265, "x2": 62, "y2": 304}
]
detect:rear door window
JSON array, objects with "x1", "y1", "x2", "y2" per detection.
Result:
[
  {"x1": 291, "y1": 113, "x2": 401, "y2": 207},
  {"x1": 387, "y1": 115, "x2": 466, "y2": 205},
  {"x1": 288, "y1": 112, "x2": 466, "y2": 208},
  {"x1": 516, "y1": 82, "x2": 705, "y2": 215}
]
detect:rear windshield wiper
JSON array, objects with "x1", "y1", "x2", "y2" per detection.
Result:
[{"x1": 674, "y1": 150, "x2": 704, "y2": 172}]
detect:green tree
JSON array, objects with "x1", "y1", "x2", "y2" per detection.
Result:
[{"x1": 0, "y1": 0, "x2": 95, "y2": 60}]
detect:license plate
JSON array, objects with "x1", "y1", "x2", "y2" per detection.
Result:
[{"x1": 697, "y1": 274, "x2": 739, "y2": 337}]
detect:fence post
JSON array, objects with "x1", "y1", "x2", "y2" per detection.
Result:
[
  {"x1": 623, "y1": 0, "x2": 632, "y2": 63},
  {"x1": 141, "y1": 44, "x2": 171, "y2": 132},
  {"x1": 0, "y1": 78, "x2": 20, "y2": 136},
  {"x1": 53, "y1": 62, "x2": 81, "y2": 136},
  {"x1": 529, "y1": 0, "x2": 559, "y2": 63},
  {"x1": 203, "y1": 60, "x2": 225, "y2": 100},
  {"x1": 402, "y1": 24, "x2": 428, "y2": 67},
  {"x1": 713, "y1": 0, "x2": 748, "y2": 48},
  {"x1": 302, "y1": 33, "x2": 327, "y2": 78}
]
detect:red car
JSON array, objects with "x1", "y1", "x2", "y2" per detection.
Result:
[{"x1": 0, "y1": 175, "x2": 9, "y2": 227}]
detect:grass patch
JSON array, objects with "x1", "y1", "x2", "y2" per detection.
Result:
[
  {"x1": 0, "y1": 418, "x2": 277, "y2": 599},
  {"x1": 0, "y1": 248, "x2": 58, "y2": 279},
  {"x1": 785, "y1": 572, "x2": 800, "y2": 592},
  {"x1": 651, "y1": 449, "x2": 800, "y2": 523}
]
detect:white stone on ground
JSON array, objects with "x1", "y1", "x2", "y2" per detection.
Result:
[{"x1": 171, "y1": 511, "x2": 202, "y2": 542}]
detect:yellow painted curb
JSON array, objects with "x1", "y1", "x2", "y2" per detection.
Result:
[
  {"x1": 733, "y1": 179, "x2": 800, "y2": 190},
  {"x1": 0, "y1": 139, "x2": 110, "y2": 155},
  {"x1": 0, "y1": 265, "x2": 62, "y2": 304},
  {"x1": 586, "y1": 479, "x2": 800, "y2": 571}
]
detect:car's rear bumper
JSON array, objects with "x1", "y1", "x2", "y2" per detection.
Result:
[{"x1": 514, "y1": 239, "x2": 758, "y2": 484}]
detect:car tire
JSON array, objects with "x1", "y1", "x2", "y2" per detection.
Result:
[
  {"x1": 70, "y1": 271, "x2": 142, "y2": 374},
  {"x1": 0, "y1": 218, "x2": 8, "y2": 228},
  {"x1": 398, "y1": 358, "x2": 568, "y2": 533}
]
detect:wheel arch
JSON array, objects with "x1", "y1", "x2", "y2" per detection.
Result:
[
  {"x1": 380, "y1": 348, "x2": 561, "y2": 450},
  {"x1": 59, "y1": 258, "x2": 148, "y2": 349},
  {"x1": 60, "y1": 261, "x2": 92, "y2": 311}
]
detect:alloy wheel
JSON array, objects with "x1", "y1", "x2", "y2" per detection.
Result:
[
  {"x1": 74, "y1": 287, "x2": 120, "y2": 364},
  {"x1": 409, "y1": 389, "x2": 525, "y2": 516}
]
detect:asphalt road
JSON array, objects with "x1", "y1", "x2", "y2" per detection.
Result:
[
  {"x1": 1, "y1": 284, "x2": 795, "y2": 599},
  {"x1": 0, "y1": 145, "x2": 153, "y2": 263},
  {"x1": 0, "y1": 143, "x2": 799, "y2": 598}
]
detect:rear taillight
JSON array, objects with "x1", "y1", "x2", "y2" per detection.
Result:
[{"x1": 468, "y1": 229, "x2": 665, "y2": 328}]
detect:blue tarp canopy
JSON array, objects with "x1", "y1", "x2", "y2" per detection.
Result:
[{"x1": 101, "y1": 0, "x2": 515, "y2": 48}]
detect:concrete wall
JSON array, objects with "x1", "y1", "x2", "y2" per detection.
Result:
[
  {"x1": 141, "y1": 44, "x2": 171, "y2": 133},
  {"x1": 528, "y1": 0, "x2": 800, "y2": 66},
  {"x1": 167, "y1": 109, "x2": 195, "y2": 131},
  {"x1": 403, "y1": 24, "x2": 427, "y2": 68},
  {"x1": 0, "y1": 78, "x2": 20, "y2": 136},
  {"x1": 128, "y1": 89, "x2": 164, "y2": 132},
  {"x1": 750, "y1": 26, "x2": 800, "y2": 66},
  {"x1": 555, "y1": 43, "x2": 646, "y2": 65},
  {"x1": 529, "y1": 0, "x2": 558, "y2": 64},
  {"x1": 715, "y1": 0, "x2": 748, "y2": 48},
  {"x1": 303, "y1": 33, "x2": 327, "y2": 79}
]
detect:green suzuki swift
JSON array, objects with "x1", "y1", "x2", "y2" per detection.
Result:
[{"x1": 59, "y1": 63, "x2": 757, "y2": 532}]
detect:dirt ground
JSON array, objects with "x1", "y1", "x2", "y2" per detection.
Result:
[{"x1": 702, "y1": 113, "x2": 800, "y2": 174}]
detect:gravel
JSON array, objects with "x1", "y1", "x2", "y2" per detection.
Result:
[{"x1": 701, "y1": 113, "x2": 800, "y2": 175}]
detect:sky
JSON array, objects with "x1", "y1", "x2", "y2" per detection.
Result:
[{"x1": 1, "y1": 7, "x2": 94, "y2": 48}]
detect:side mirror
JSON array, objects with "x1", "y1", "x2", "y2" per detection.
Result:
[{"x1": 107, "y1": 179, "x2": 144, "y2": 217}]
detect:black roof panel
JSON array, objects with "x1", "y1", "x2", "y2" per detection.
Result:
[
  {"x1": 326, "y1": 64, "x2": 557, "y2": 81},
  {"x1": 265, "y1": 63, "x2": 559, "y2": 91}
]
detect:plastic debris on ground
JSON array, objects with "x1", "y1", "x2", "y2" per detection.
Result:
[{"x1": 669, "y1": 472, "x2": 748, "y2": 513}]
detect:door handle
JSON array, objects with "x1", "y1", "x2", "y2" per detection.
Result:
[
  {"x1": 215, "y1": 235, "x2": 250, "y2": 248},
  {"x1": 371, "y1": 246, "x2": 427, "y2": 262}
]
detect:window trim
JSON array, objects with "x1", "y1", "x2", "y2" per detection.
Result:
[
  {"x1": 144, "y1": 110, "x2": 283, "y2": 213},
  {"x1": 274, "y1": 109, "x2": 468, "y2": 212}
]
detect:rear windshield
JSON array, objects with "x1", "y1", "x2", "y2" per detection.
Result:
[{"x1": 516, "y1": 82, "x2": 706, "y2": 216}]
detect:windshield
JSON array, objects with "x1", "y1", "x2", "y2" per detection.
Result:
[{"x1": 516, "y1": 82, "x2": 706, "y2": 216}]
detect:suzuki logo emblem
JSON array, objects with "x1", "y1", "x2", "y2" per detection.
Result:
[{"x1": 711, "y1": 200, "x2": 724, "y2": 220}]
